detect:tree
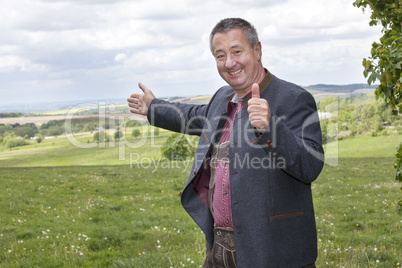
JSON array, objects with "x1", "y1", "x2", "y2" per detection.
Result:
[
  {"x1": 36, "y1": 135, "x2": 43, "y2": 144},
  {"x1": 354, "y1": 0, "x2": 402, "y2": 210},
  {"x1": 161, "y1": 133, "x2": 197, "y2": 160},
  {"x1": 132, "y1": 129, "x2": 141, "y2": 139},
  {"x1": 1, "y1": 132, "x2": 27, "y2": 150},
  {"x1": 353, "y1": 0, "x2": 402, "y2": 113},
  {"x1": 396, "y1": 143, "x2": 402, "y2": 215},
  {"x1": 114, "y1": 129, "x2": 124, "y2": 140},
  {"x1": 319, "y1": 96, "x2": 338, "y2": 112},
  {"x1": 94, "y1": 131, "x2": 106, "y2": 143}
]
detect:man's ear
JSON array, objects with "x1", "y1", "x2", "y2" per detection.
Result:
[{"x1": 254, "y1": 41, "x2": 262, "y2": 60}]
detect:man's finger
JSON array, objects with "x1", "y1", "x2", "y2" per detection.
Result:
[
  {"x1": 251, "y1": 83, "x2": 260, "y2": 99},
  {"x1": 129, "y1": 93, "x2": 141, "y2": 99}
]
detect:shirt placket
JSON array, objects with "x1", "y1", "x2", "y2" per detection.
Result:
[{"x1": 212, "y1": 100, "x2": 242, "y2": 227}]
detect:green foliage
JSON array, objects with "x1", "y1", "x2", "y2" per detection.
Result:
[
  {"x1": 14, "y1": 123, "x2": 38, "y2": 138},
  {"x1": 1, "y1": 132, "x2": 28, "y2": 149},
  {"x1": 0, "y1": 112, "x2": 24, "y2": 118},
  {"x1": 132, "y1": 129, "x2": 141, "y2": 139},
  {"x1": 319, "y1": 95, "x2": 400, "y2": 144},
  {"x1": 93, "y1": 131, "x2": 100, "y2": 142},
  {"x1": 41, "y1": 118, "x2": 117, "y2": 135},
  {"x1": 161, "y1": 133, "x2": 197, "y2": 160},
  {"x1": 354, "y1": 0, "x2": 402, "y2": 192},
  {"x1": 319, "y1": 96, "x2": 338, "y2": 112},
  {"x1": 46, "y1": 126, "x2": 64, "y2": 137},
  {"x1": 124, "y1": 119, "x2": 142, "y2": 128},
  {"x1": 93, "y1": 131, "x2": 107, "y2": 143},
  {"x1": 395, "y1": 142, "x2": 402, "y2": 183},
  {"x1": 320, "y1": 119, "x2": 328, "y2": 144},
  {"x1": 396, "y1": 143, "x2": 402, "y2": 214},
  {"x1": 353, "y1": 0, "x2": 402, "y2": 114},
  {"x1": 114, "y1": 129, "x2": 124, "y2": 140},
  {"x1": 0, "y1": 123, "x2": 38, "y2": 138},
  {"x1": 0, "y1": 125, "x2": 12, "y2": 136}
]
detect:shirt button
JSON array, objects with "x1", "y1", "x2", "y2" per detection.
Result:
[
  {"x1": 223, "y1": 191, "x2": 227, "y2": 195},
  {"x1": 225, "y1": 220, "x2": 229, "y2": 224}
]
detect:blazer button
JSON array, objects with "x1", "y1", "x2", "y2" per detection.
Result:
[
  {"x1": 193, "y1": 169, "x2": 197, "y2": 175},
  {"x1": 266, "y1": 140, "x2": 274, "y2": 147}
]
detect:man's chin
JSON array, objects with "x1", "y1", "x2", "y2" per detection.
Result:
[{"x1": 226, "y1": 79, "x2": 245, "y2": 90}]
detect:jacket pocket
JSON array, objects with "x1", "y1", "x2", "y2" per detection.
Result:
[{"x1": 270, "y1": 212, "x2": 304, "y2": 220}]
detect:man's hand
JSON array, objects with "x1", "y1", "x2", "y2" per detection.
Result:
[
  {"x1": 247, "y1": 83, "x2": 271, "y2": 133},
  {"x1": 127, "y1": 83, "x2": 155, "y2": 116}
]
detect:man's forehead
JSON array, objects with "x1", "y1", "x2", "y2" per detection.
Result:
[{"x1": 212, "y1": 29, "x2": 247, "y2": 51}]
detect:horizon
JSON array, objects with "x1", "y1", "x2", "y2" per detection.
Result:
[{"x1": 0, "y1": 82, "x2": 377, "y2": 114}]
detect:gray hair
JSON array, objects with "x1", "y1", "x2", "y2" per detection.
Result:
[{"x1": 209, "y1": 18, "x2": 259, "y2": 54}]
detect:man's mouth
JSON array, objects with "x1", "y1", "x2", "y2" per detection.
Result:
[{"x1": 229, "y1": 69, "x2": 242, "y2": 75}]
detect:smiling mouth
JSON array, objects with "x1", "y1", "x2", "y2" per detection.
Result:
[{"x1": 229, "y1": 69, "x2": 242, "y2": 75}]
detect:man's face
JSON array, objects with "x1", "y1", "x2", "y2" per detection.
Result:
[{"x1": 211, "y1": 28, "x2": 263, "y2": 96}]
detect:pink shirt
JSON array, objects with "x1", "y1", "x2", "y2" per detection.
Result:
[{"x1": 212, "y1": 93, "x2": 246, "y2": 227}]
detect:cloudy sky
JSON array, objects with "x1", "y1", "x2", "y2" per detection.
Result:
[{"x1": 0, "y1": 0, "x2": 382, "y2": 105}]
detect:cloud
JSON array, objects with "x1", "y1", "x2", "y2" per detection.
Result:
[
  {"x1": 0, "y1": 0, "x2": 382, "y2": 105},
  {"x1": 114, "y1": 53, "x2": 127, "y2": 63}
]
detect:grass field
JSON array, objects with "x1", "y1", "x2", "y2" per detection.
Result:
[
  {"x1": 0, "y1": 126, "x2": 171, "y2": 167},
  {"x1": 0, "y1": 132, "x2": 401, "y2": 267}
]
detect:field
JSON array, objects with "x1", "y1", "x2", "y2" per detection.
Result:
[{"x1": 0, "y1": 130, "x2": 401, "y2": 267}]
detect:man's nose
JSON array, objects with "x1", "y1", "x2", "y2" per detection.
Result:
[{"x1": 225, "y1": 55, "x2": 236, "y2": 69}]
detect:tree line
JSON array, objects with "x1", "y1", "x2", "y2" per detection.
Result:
[
  {"x1": 0, "y1": 117, "x2": 144, "y2": 150},
  {"x1": 0, "y1": 113, "x2": 25, "y2": 118},
  {"x1": 1, "y1": 95, "x2": 400, "y2": 150},
  {"x1": 319, "y1": 95, "x2": 402, "y2": 144}
]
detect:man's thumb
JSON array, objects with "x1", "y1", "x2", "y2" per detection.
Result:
[
  {"x1": 138, "y1": 82, "x2": 150, "y2": 94},
  {"x1": 251, "y1": 83, "x2": 260, "y2": 99}
]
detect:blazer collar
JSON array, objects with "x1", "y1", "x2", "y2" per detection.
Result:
[{"x1": 242, "y1": 68, "x2": 274, "y2": 108}]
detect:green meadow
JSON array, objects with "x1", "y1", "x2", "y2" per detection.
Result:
[{"x1": 0, "y1": 129, "x2": 401, "y2": 267}]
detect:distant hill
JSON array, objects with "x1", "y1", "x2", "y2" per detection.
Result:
[
  {"x1": 304, "y1": 83, "x2": 377, "y2": 93},
  {"x1": 303, "y1": 83, "x2": 377, "y2": 100}
]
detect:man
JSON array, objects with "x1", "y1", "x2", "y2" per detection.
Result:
[{"x1": 128, "y1": 18, "x2": 324, "y2": 268}]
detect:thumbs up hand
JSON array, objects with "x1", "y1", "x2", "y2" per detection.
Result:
[
  {"x1": 127, "y1": 82, "x2": 156, "y2": 116},
  {"x1": 247, "y1": 83, "x2": 271, "y2": 133}
]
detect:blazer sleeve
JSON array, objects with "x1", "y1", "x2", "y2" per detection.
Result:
[{"x1": 146, "y1": 98, "x2": 208, "y2": 136}]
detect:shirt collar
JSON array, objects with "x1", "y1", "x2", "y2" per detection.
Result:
[{"x1": 227, "y1": 92, "x2": 247, "y2": 112}]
